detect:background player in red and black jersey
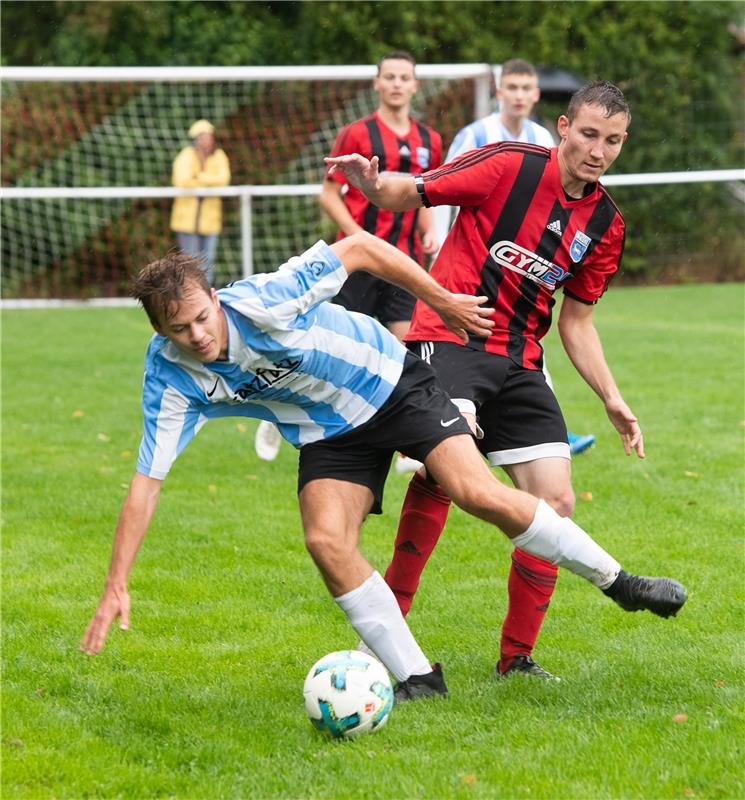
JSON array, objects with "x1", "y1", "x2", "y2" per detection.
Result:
[
  {"x1": 320, "y1": 50, "x2": 442, "y2": 342},
  {"x1": 327, "y1": 81, "x2": 645, "y2": 682}
]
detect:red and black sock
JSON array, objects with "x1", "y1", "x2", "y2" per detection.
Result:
[
  {"x1": 383, "y1": 472, "x2": 452, "y2": 616},
  {"x1": 498, "y1": 547, "x2": 559, "y2": 673}
]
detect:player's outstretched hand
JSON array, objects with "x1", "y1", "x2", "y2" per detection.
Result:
[
  {"x1": 605, "y1": 398, "x2": 645, "y2": 458},
  {"x1": 325, "y1": 154, "x2": 380, "y2": 193},
  {"x1": 438, "y1": 294, "x2": 494, "y2": 344},
  {"x1": 80, "y1": 586, "x2": 130, "y2": 655}
]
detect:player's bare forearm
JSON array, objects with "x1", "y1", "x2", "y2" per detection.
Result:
[
  {"x1": 332, "y1": 232, "x2": 493, "y2": 341},
  {"x1": 319, "y1": 180, "x2": 363, "y2": 236},
  {"x1": 324, "y1": 154, "x2": 421, "y2": 211},
  {"x1": 558, "y1": 297, "x2": 644, "y2": 457},
  {"x1": 80, "y1": 472, "x2": 162, "y2": 655},
  {"x1": 417, "y1": 208, "x2": 439, "y2": 255}
]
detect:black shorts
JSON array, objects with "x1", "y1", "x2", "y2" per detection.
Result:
[
  {"x1": 409, "y1": 341, "x2": 570, "y2": 466},
  {"x1": 298, "y1": 352, "x2": 471, "y2": 514},
  {"x1": 333, "y1": 269, "x2": 417, "y2": 326}
]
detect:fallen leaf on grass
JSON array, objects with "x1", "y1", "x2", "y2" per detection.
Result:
[
  {"x1": 72, "y1": 409, "x2": 85, "y2": 418},
  {"x1": 683, "y1": 788, "x2": 696, "y2": 797},
  {"x1": 672, "y1": 713, "x2": 688, "y2": 723},
  {"x1": 120, "y1": 450, "x2": 131, "y2": 458},
  {"x1": 683, "y1": 471, "x2": 700, "y2": 478},
  {"x1": 579, "y1": 491, "x2": 593, "y2": 501},
  {"x1": 236, "y1": 423, "x2": 247, "y2": 433},
  {"x1": 461, "y1": 774, "x2": 477, "y2": 786},
  {"x1": 97, "y1": 433, "x2": 110, "y2": 442},
  {"x1": 208, "y1": 484, "x2": 217, "y2": 494}
]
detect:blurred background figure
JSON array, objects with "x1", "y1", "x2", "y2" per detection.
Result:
[{"x1": 170, "y1": 119, "x2": 231, "y2": 285}]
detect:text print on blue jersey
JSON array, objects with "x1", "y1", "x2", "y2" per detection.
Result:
[
  {"x1": 232, "y1": 357, "x2": 303, "y2": 400},
  {"x1": 489, "y1": 241, "x2": 571, "y2": 289}
]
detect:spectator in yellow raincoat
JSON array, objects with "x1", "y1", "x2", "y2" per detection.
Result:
[{"x1": 170, "y1": 119, "x2": 231, "y2": 285}]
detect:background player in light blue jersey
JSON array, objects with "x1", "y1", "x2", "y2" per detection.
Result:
[
  {"x1": 436, "y1": 59, "x2": 596, "y2": 459},
  {"x1": 80, "y1": 230, "x2": 686, "y2": 702}
]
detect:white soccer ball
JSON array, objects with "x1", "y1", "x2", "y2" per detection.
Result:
[{"x1": 303, "y1": 649, "x2": 394, "y2": 738}]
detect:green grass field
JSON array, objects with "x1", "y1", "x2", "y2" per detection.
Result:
[{"x1": 2, "y1": 283, "x2": 744, "y2": 799}]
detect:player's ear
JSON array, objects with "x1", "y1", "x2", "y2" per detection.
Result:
[
  {"x1": 557, "y1": 115, "x2": 570, "y2": 139},
  {"x1": 211, "y1": 287, "x2": 221, "y2": 309}
]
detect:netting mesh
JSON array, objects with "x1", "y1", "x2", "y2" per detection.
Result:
[{"x1": 2, "y1": 76, "x2": 480, "y2": 297}]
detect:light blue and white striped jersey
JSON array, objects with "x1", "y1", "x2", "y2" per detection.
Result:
[
  {"x1": 446, "y1": 113, "x2": 555, "y2": 162},
  {"x1": 137, "y1": 241, "x2": 406, "y2": 479},
  {"x1": 434, "y1": 114, "x2": 556, "y2": 247}
]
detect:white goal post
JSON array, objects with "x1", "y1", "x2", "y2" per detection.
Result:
[{"x1": 1, "y1": 65, "x2": 743, "y2": 303}]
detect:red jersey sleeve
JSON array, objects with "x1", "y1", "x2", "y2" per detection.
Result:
[
  {"x1": 421, "y1": 146, "x2": 505, "y2": 208},
  {"x1": 326, "y1": 123, "x2": 366, "y2": 185},
  {"x1": 562, "y1": 216, "x2": 625, "y2": 304}
]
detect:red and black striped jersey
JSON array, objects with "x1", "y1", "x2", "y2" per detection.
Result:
[
  {"x1": 326, "y1": 111, "x2": 442, "y2": 265},
  {"x1": 407, "y1": 143, "x2": 625, "y2": 370}
]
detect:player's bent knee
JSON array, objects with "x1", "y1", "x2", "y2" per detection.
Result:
[
  {"x1": 543, "y1": 488, "x2": 575, "y2": 518},
  {"x1": 303, "y1": 526, "x2": 354, "y2": 563}
]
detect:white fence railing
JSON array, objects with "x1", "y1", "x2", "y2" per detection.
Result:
[{"x1": 3, "y1": 169, "x2": 743, "y2": 279}]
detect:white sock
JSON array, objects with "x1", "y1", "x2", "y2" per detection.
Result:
[
  {"x1": 334, "y1": 571, "x2": 431, "y2": 682},
  {"x1": 511, "y1": 499, "x2": 621, "y2": 589}
]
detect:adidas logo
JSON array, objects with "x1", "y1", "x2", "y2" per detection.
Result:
[
  {"x1": 546, "y1": 219, "x2": 562, "y2": 236},
  {"x1": 396, "y1": 540, "x2": 421, "y2": 555},
  {"x1": 399, "y1": 144, "x2": 411, "y2": 157}
]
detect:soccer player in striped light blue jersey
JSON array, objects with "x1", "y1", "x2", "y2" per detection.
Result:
[{"x1": 80, "y1": 230, "x2": 687, "y2": 702}]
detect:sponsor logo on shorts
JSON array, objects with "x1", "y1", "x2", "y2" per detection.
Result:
[{"x1": 488, "y1": 240, "x2": 570, "y2": 289}]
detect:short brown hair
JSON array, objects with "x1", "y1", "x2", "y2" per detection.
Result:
[
  {"x1": 131, "y1": 250, "x2": 210, "y2": 328},
  {"x1": 377, "y1": 50, "x2": 416, "y2": 75},
  {"x1": 500, "y1": 59, "x2": 538, "y2": 79},
  {"x1": 567, "y1": 80, "x2": 631, "y2": 123}
]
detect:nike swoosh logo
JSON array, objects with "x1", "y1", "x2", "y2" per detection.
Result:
[
  {"x1": 440, "y1": 417, "x2": 460, "y2": 427},
  {"x1": 206, "y1": 379, "x2": 219, "y2": 398}
]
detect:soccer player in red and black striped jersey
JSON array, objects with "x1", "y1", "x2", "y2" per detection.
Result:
[
  {"x1": 327, "y1": 81, "x2": 646, "y2": 681},
  {"x1": 320, "y1": 50, "x2": 443, "y2": 343}
]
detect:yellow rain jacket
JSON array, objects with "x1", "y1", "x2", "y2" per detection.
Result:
[{"x1": 170, "y1": 147, "x2": 231, "y2": 235}]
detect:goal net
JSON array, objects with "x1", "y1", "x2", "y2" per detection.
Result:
[{"x1": 1, "y1": 65, "x2": 492, "y2": 299}]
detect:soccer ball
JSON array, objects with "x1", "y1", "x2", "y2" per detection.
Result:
[{"x1": 303, "y1": 650, "x2": 394, "y2": 738}]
